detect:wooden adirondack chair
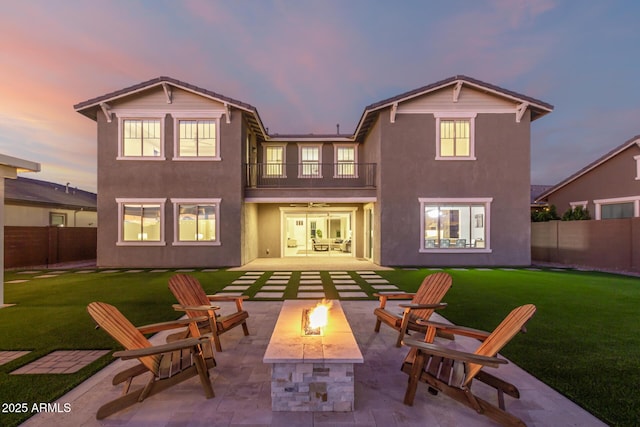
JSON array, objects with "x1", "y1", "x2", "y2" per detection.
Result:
[
  {"x1": 401, "y1": 304, "x2": 537, "y2": 427},
  {"x1": 168, "y1": 274, "x2": 249, "y2": 352},
  {"x1": 87, "y1": 302, "x2": 216, "y2": 420},
  {"x1": 373, "y1": 272, "x2": 452, "y2": 347}
]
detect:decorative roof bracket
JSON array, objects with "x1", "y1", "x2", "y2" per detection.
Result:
[
  {"x1": 390, "y1": 102, "x2": 398, "y2": 123},
  {"x1": 453, "y1": 81, "x2": 463, "y2": 102},
  {"x1": 515, "y1": 102, "x2": 529, "y2": 123},
  {"x1": 162, "y1": 83, "x2": 172, "y2": 104},
  {"x1": 223, "y1": 103, "x2": 231, "y2": 124},
  {"x1": 99, "y1": 103, "x2": 112, "y2": 123}
]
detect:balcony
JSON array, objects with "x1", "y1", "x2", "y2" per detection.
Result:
[{"x1": 245, "y1": 163, "x2": 376, "y2": 189}]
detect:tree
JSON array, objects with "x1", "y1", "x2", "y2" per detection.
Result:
[{"x1": 531, "y1": 204, "x2": 560, "y2": 222}]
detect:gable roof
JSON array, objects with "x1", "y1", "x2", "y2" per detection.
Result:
[
  {"x1": 75, "y1": 75, "x2": 552, "y2": 143},
  {"x1": 74, "y1": 76, "x2": 269, "y2": 140},
  {"x1": 535, "y1": 135, "x2": 640, "y2": 202},
  {"x1": 353, "y1": 75, "x2": 553, "y2": 141},
  {"x1": 5, "y1": 177, "x2": 96, "y2": 211}
]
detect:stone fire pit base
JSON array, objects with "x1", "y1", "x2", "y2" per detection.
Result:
[
  {"x1": 271, "y1": 362, "x2": 355, "y2": 411},
  {"x1": 264, "y1": 300, "x2": 363, "y2": 412}
]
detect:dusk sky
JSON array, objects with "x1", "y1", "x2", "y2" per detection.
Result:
[{"x1": 1, "y1": 0, "x2": 638, "y2": 193}]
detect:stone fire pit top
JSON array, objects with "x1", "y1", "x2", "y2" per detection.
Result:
[{"x1": 263, "y1": 300, "x2": 364, "y2": 364}]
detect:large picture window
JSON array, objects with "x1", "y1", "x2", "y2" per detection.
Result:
[
  {"x1": 419, "y1": 198, "x2": 491, "y2": 251},
  {"x1": 178, "y1": 119, "x2": 217, "y2": 157},
  {"x1": 116, "y1": 198, "x2": 166, "y2": 245},
  {"x1": 122, "y1": 119, "x2": 162, "y2": 157},
  {"x1": 434, "y1": 113, "x2": 476, "y2": 160},
  {"x1": 172, "y1": 199, "x2": 221, "y2": 246}
]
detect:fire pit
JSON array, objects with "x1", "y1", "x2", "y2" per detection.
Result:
[
  {"x1": 301, "y1": 300, "x2": 330, "y2": 336},
  {"x1": 263, "y1": 300, "x2": 364, "y2": 411}
]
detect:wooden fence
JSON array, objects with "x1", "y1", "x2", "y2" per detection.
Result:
[
  {"x1": 531, "y1": 218, "x2": 640, "y2": 273},
  {"x1": 4, "y1": 226, "x2": 97, "y2": 268}
]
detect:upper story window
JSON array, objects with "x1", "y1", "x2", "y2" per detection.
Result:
[
  {"x1": 172, "y1": 198, "x2": 221, "y2": 246},
  {"x1": 116, "y1": 198, "x2": 166, "y2": 246},
  {"x1": 299, "y1": 144, "x2": 322, "y2": 178},
  {"x1": 121, "y1": 118, "x2": 163, "y2": 158},
  {"x1": 434, "y1": 113, "x2": 476, "y2": 160},
  {"x1": 263, "y1": 143, "x2": 286, "y2": 177},
  {"x1": 635, "y1": 155, "x2": 640, "y2": 180},
  {"x1": 334, "y1": 144, "x2": 358, "y2": 178},
  {"x1": 177, "y1": 119, "x2": 218, "y2": 158},
  {"x1": 419, "y1": 198, "x2": 491, "y2": 252}
]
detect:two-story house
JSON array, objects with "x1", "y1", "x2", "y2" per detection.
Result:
[{"x1": 75, "y1": 75, "x2": 552, "y2": 268}]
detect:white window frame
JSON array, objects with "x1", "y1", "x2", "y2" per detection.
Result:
[
  {"x1": 116, "y1": 113, "x2": 166, "y2": 160},
  {"x1": 634, "y1": 155, "x2": 640, "y2": 180},
  {"x1": 419, "y1": 197, "x2": 492, "y2": 253},
  {"x1": 262, "y1": 143, "x2": 287, "y2": 178},
  {"x1": 333, "y1": 143, "x2": 358, "y2": 178},
  {"x1": 434, "y1": 112, "x2": 477, "y2": 160},
  {"x1": 173, "y1": 112, "x2": 223, "y2": 161},
  {"x1": 594, "y1": 196, "x2": 640, "y2": 220},
  {"x1": 171, "y1": 198, "x2": 221, "y2": 246},
  {"x1": 116, "y1": 198, "x2": 166, "y2": 246},
  {"x1": 569, "y1": 201, "x2": 588, "y2": 209},
  {"x1": 298, "y1": 143, "x2": 323, "y2": 178}
]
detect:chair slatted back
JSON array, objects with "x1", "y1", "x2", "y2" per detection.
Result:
[
  {"x1": 87, "y1": 302, "x2": 160, "y2": 374},
  {"x1": 465, "y1": 304, "x2": 536, "y2": 384},
  {"x1": 410, "y1": 272, "x2": 453, "y2": 320},
  {"x1": 169, "y1": 274, "x2": 211, "y2": 320}
]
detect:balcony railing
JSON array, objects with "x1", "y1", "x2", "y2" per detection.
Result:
[{"x1": 245, "y1": 163, "x2": 376, "y2": 188}]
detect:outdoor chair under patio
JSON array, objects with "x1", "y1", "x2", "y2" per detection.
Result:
[
  {"x1": 87, "y1": 302, "x2": 216, "y2": 420},
  {"x1": 168, "y1": 273, "x2": 250, "y2": 352},
  {"x1": 373, "y1": 271, "x2": 452, "y2": 347},
  {"x1": 401, "y1": 304, "x2": 536, "y2": 427}
]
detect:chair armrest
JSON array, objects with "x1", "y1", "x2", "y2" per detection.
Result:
[
  {"x1": 114, "y1": 336, "x2": 209, "y2": 360},
  {"x1": 399, "y1": 303, "x2": 447, "y2": 311},
  {"x1": 207, "y1": 295, "x2": 249, "y2": 311},
  {"x1": 207, "y1": 294, "x2": 249, "y2": 301},
  {"x1": 402, "y1": 337, "x2": 507, "y2": 368},
  {"x1": 373, "y1": 292, "x2": 415, "y2": 299},
  {"x1": 136, "y1": 316, "x2": 210, "y2": 334},
  {"x1": 415, "y1": 319, "x2": 491, "y2": 340},
  {"x1": 172, "y1": 303, "x2": 220, "y2": 312}
]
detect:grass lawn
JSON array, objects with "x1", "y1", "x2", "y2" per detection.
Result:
[{"x1": 1, "y1": 267, "x2": 638, "y2": 426}]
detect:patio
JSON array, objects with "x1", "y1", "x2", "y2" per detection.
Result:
[{"x1": 21, "y1": 299, "x2": 605, "y2": 427}]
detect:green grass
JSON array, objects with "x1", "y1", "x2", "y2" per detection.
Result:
[{"x1": 1, "y1": 267, "x2": 639, "y2": 426}]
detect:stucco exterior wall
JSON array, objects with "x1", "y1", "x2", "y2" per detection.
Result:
[
  {"x1": 375, "y1": 110, "x2": 531, "y2": 266},
  {"x1": 360, "y1": 116, "x2": 382, "y2": 264},
  {"x1": 95, "y1": 90, "x2": 245, "y2": 268},
  {"x1": 546, "y1": 144, "x2": 640, "y2": 216},
  {"x1": 4, "y1": 205, "x2": 97, "y2": 227}
]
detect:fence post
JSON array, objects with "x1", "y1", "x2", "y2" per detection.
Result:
[{"x1": 48, "y1": 226, "x2": 59, "y2": 266}]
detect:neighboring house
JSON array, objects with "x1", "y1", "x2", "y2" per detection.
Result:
[
  {"x1": 536, "y1": 135, "x2": 640, "y2": 220},
  {"x1": 530, "y1": 184, "x2": 554, "y2": 212},
  {"x1": 74, "y1": 75, "x2": 552, "y2": 268},
  {"x1": 4, "y1": 177, "x2": 97, "y2": 227}
]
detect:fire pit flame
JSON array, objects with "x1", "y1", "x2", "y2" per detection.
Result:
[{"x1": 302, "y1": 300, "x2": 332, "y2": 336}]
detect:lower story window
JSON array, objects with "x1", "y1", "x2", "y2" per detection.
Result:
[
  {"x1": 172, "y1": 199, "x2": 221, "y2": 245},
  {"x1": 419, "y1": 198, "x2": 491, "y2": 251},
  {"x1": 117, "y1": 199, "x2": 166, "y2": 245}
]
